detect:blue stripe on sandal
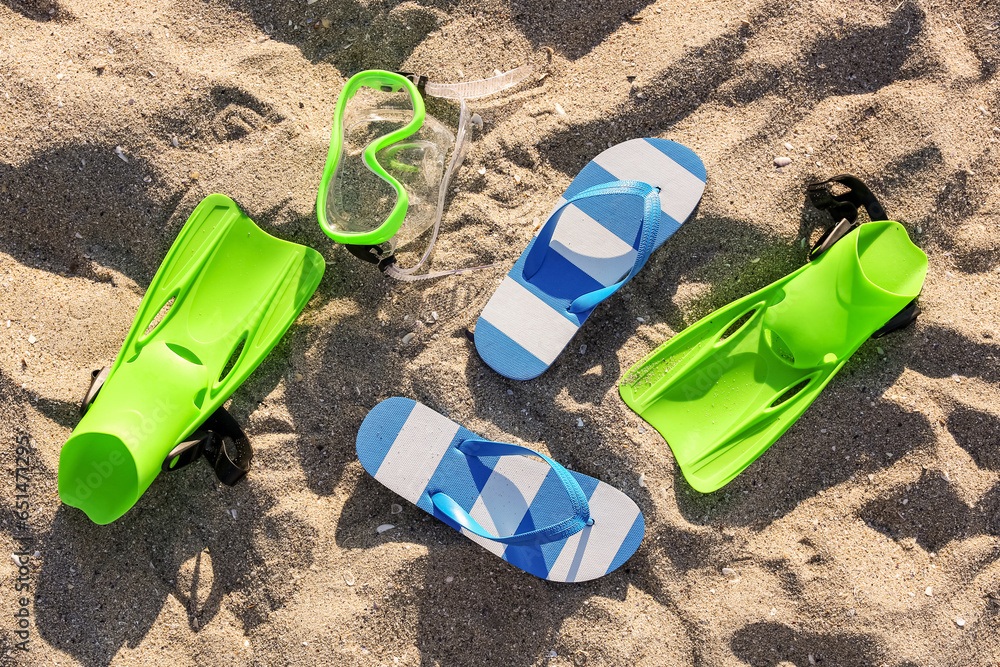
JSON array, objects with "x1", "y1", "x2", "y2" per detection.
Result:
[
  {"x1": 475, "y1": 138, "x2": 706, "y2": 380},
  {"x1": 356, "y1": 397, "x2": 645, "y2": 582}
]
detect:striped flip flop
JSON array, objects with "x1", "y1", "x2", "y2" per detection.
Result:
[
  {"x1": 474, "y1": 138, "x2": 706, "y2": 380},
  {"x1": 356, "y1": 398, "x2": 645, "y2": 582}
]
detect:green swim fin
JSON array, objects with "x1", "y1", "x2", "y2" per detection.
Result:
[
  {"x1": 619, "y1": 176, "x2": 928, "y2": 493},
  {"x1": 58, "y1": 194, "x2": 325, "y2": 524}
]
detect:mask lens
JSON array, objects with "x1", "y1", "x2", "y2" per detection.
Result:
[
  {"x1": 378, "y1": 115, "x2": 453, "y2": 250},
  {"x1": 325, "y1": 87, "x2": 415, "y2": 238},
  {"x1": 325, "y1": 82, "x2": 455, "y2": 250}
]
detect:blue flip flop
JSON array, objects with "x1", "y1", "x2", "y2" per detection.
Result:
[
  {"x1": 474, "y1": 138, "x2": 706, "y2": 380},
  {"x1": 356, "y1": 398, "x2": 645, "y2": 582}
]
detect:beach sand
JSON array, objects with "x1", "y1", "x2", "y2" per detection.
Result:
[{"x1": 1, "y1": 0, "x2": 999, "y2": 664}]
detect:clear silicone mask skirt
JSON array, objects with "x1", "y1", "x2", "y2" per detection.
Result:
[{"x1": 320, "y1": 67, "x2": 532, "y2": 280}]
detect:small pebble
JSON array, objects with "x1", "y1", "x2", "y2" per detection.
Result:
[
  {"x1": 445, "y1": 576, "x2": 454, "y2": 584},
  {"x1": 344, "y1": 571, "x2": 355, "y2": 586},
  {"x1": 478, "y1": 167, "x2": 486, "y2": 175},
  {"x1": 579, "y1": 344, "x2": 587, "y2": 354},
  {"x1": 321, "y1": 18, "x2": 332, "y2": 28},
  {"x1": 955, "y1": 618, "x2": 966, "y2": 627},
  {"x1": 171, "y1": 136, "x2": 179, "y2": 148},
  {"x1": 189, "y1": 171, "x2": 200, "y2": 180},
  {"x1": 877, "y1": 346, "x2": 884, "y2": 355},
  {"x1": 636, "y1": 317, "x2": 645, "y2": 323},
  {"x1": 722, "y1": 567, "x2": 736, "y2": 576},
  {"x1": 114, "y1": 146, "x2": 129, "y2": 163},
  {"x1": 638, "y1": 473, "x2": 646, "y2": 487},
  {"x1": 507, "y1": 389, "x2": 514, "y2": 395},
  {"x1": 94, "y1": 62, "x2": 107, "y2": 71},
  {"x1": 402, "y1": 332, "x2": 415, "y2": 344},
  {"x1": 431, "y1": 311, "x2": 439, "y2": 321},
  {"x1": 391, "y1": 503, "x2": 402, "y2": 515},
  {"x1": 783, "y1": 142, "x2": 794, "y2": 150},
  {"x1": 576, "y1": 418, "x2": 584, "y2": 428},
  {"x1": 925, "y1": 586, "x2": 933, "y2": 596},
  {"x1": 774, "y1": 156, "x2": 792, "y2": 167},
  {"x1": 554, "y1": 103, "x2": 566, "y2": 116},
  {"x1": 27, "y1": 335, "x2": 36, "y2": 344},
  {"x1": 376, "y1": 524, "x2": 394, "y2": 534}
]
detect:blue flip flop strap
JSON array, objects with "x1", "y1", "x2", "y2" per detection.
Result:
[
  {"x1": 430, "y1": 439, "x2": 594, "y2": 546},
  {"x1": 522, "y1": 179, "x2": 661, "y2": 314}
]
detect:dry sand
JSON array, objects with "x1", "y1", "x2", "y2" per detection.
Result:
[{"x1": 2, "y1": 0, "x2": 1000, "y2": 665}]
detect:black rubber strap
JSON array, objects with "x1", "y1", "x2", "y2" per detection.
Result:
[
  {"x1": 805, "y1": 176, "x2": 922, "y2": 339},
  {"x1": 807, "y1": 174, "x2": 887, "y2": 226},
  {"x1": 200, "y1": 408, "x2": 253, "y2": 485},
  {"x1": 806, "y1": 175, "x2": 888, "y2": 262},
  {"x1": 161, "y1": 407, "x2": 252, "y2": 486},
  {"x1": 345, "y1": 243, "x2": 398, "y2": 274},
  {"x1": 395, "y1": 71, "x2": 428, "y2": 97},
  {"x1": 80, "y1": 370, "x2": 252, "y2": 485},
  {"x1": 346, "y1": 243, "x2": 382, "y2": 265},
  {"x1": 872, "y1": 300, "x2": 921, "y2": 338}
]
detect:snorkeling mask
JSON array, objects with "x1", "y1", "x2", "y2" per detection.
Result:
[{"x1": 317, "y1": 67, "x2": 532, "y2": 280}]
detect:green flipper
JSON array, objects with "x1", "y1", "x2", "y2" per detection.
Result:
[
  {"x1": 58, "y1": 194, "x2": 325, "y2": 524},
  {"x1": 619, "y1": 179, "x2": 928, "y2": 493}
]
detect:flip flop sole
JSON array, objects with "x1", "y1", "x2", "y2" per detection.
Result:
[
  {"x1": 356, "y1": 397, "x2": 645, "y2": 582},
  {"x1": 475, "y1": 138, "x2": 706, "y2": 380}
]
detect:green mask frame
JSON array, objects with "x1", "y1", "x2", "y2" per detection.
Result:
[{"x1": 317, "y1": 70, "x2": 427, "y2": 247}]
